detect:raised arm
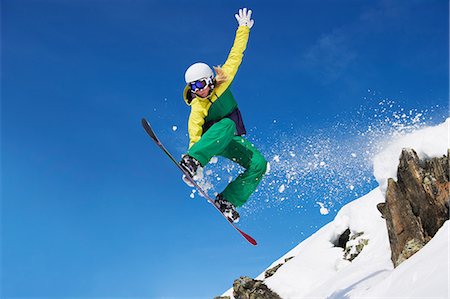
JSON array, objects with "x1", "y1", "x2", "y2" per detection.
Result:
[{"x1": 221, "y1": 8, "x2": 255, "y2": 81}]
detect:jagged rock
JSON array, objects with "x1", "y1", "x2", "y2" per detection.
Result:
[
  {"x1": 335, "y1": 229, "x2": 369, "y2": 261},
  {"x1": 218, "y1": 259, "x2": 292, "y2": 297},
  {"x1": 335, "y1": 228, "x2": 351, "y2": 248},
  {"x1": 264, "y1": 256, "x2": 294, "y2": 278},
  {"x1": 379, "y1": 148, "x2": 449, "y2": 267},
  {"x1": 232, "y1": 276, "x2": 282, "y2": 299},
  {"x1": 284, "y1": 256, "x2": 294, "y2": 263},
  {"x1": 214, "y1": 296, "x2": 230, "y2": 299},
  {"x1": 376, "y1": 202, "x2": 386, "y2": 218},
  {"x1": 396, "y1": 238, "x2": 427, "y2": 265},
  {"x1": 333, "y1": 228, "x2": 369, "y2": 262},
  {"x1": 344, "y1": 232, "x2": 369, "y2": 262},
  {"x1": 264, "y1": 263, "x2": 283, "y2": 279}
]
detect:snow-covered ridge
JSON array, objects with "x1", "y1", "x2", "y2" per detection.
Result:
[
  {"x1": 261, "y1": 188, "x2": 392, "y2": 299},
  {"x1": 257, "y1": 190, "x2": 448, "y2": 299},
  {"x1": 222, "y1": 118, "x2": 449, "y2": 299}
]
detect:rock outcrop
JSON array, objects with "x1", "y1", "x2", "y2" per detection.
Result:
[
  {"x1": 232, "y1": 276, "x2": 282, "y2": 299},
  {"x1": 335, "y1": 228, "x2": 351, "y2": 248},
  {"x1": 334, "y1": 229, "x2": 369, "y2": 262},
  {"x1": 377, "y1": 148, "x2": 449, "y2": 267},
  {"x1": 343, "y1": 232, "x2": 369, "y2": 262},
  {"x1": 214, "y1": 276, "x2": 282, "y2": 299},
  {"x1": 264, "y1": 257, "x2": 294, "y2": 279}
]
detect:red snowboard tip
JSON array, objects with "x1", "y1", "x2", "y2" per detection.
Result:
[{"x1": 237, "y1": 228, "x2": 257, "y2": 246}]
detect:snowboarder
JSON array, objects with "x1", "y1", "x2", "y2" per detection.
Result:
[{"x1": 179, "y1": 8, "x2": 267, "y2": 223}]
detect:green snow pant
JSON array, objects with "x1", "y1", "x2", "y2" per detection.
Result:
[{"x1": 188, "y1": 118, "x2": 267, "y2": 207}]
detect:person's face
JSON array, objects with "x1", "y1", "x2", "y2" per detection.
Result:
[{"x1": 195, "y1": 85, "x2": 211, "y2": 98}]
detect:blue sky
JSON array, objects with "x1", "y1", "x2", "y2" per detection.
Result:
[{"x1": 1, "y1": 0, "x2": 448, "y2": 298}]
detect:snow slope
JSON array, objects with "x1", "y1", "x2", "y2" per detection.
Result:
[
  {"x1": 261, "y1": 188, "x2": 393, "y2": 299},
  {"x1": 223, "y1": 118, "x2": 449, "y2": 298}
]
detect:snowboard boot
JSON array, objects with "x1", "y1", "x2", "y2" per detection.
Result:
[
  {"x1": 214, "y1": 194, "x2": 240, "y2": 223},
  {"x1": 180, "y1": 154, "x2": 201, "y2": 187}
]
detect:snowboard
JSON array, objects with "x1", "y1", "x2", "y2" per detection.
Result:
[{"x1": 141, "y1": 118, "x2": 257, "y2": 246}]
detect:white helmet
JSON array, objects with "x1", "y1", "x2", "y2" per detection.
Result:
[{"x1": 184, "y1": 62, "x2": 214, "y2": 84}]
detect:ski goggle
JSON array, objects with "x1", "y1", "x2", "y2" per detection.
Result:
[{"x1": 189, "y1": 77, "x2": 213, "y2": 92}]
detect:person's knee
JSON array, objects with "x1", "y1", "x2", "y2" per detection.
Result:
[
  {"x1": 252, "y1": 154, "x2": 267, "y2": 177},
  {"x1": 219, "y1": 118, "x2": 236, "y2": 134}
]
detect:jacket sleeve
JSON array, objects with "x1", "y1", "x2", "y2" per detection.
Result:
[
  {"x1": 187, "y1": 101, "x2": 208, "y2": 148},
  {"x1": 221, "y1": 26, "x2": 250, "y2": 81}
]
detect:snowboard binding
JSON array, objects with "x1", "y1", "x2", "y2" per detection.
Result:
[{"x1": 215, "y1": 194, "x2": 240, "y2": 223}]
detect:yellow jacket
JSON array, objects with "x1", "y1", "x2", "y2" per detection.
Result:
[{"x1": 183, "y1": 26, "x2": 250, "y2": 148}]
